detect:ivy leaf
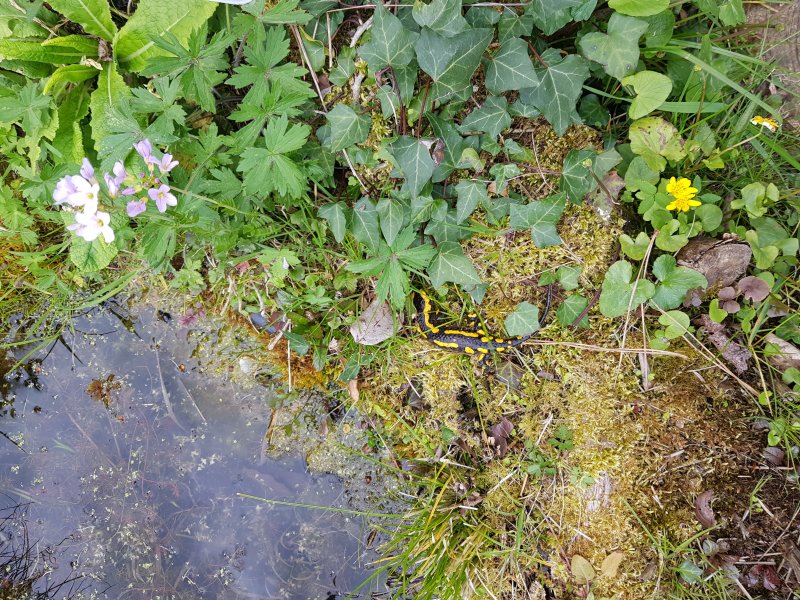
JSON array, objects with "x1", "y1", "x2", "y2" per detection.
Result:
[
  {"x1": 526, "y1": 0, "x2": 583, "y2": 35},
  {"x1": 598, "y1": 260, "x2": 655, "y2": 317},
  {"x1": 417, "y1": 27, "x2": 493, "y2": 103},
  {"x1": 519, "y1": 50, "x2": 589, "y2": 136},
  {"x1": 427, "y1": 113, "x2": 465, "y2": 182},
  {"x1": 651, "y1": 255, "x2": 708, "y2": 310},
  {"x1": 388, "y1": 136, "x2": 436, "y2": 198},
  {"x1": 622, "y1": 70, "x2": 673, "y2": 119},
  {"x1": 454, "y1": 180, "x2": 489, "y2": 224},
  {"x1": 326, "y1": 104, "x2": 371, "y2": 151},
  {"x1": 485, "y1": 37, "x2": 538, "y2": 93},
  {"x1": 319, "y1": 202, "x2": 349, "y2": 243},
  {"x1": 608, "y1": 0, "x2": 668, "y2": 16},
  {"x1": 560, "y1": 148, "x2": 621, "y2": 203},
  {"x1": 578, "y1": 13, "x2": 647, "y2": 81},
  {"x1": 358, "y1": 0, "x2": 418, "y2": 71},
  {"x1": 411, "y1": 0, "x2": 468, "y2": 37},
  {"x1": 238, "y1": 115, "x2": 310, "y2": 199},
  {"x1": 557, "y1": 294, "x2": 590, "y2": 328},
  {"x1": 428, "y1": 241, "x2": 482, "y2": 289},
  {"x1": 351, "y1": 198, "x2": 381, "y2": 253},
  {"x1": 504, "y1": 302, "x2": 540, "y2": 336},
  {"x1": 377, "y1": 197, "x2": 406, "y2": 246},
  {"x1": 509, "y1": 192, "x2": 566, "y2": 247},
  {"x1": 458, "y1": 96, "x2": 511, "y2": 140}
]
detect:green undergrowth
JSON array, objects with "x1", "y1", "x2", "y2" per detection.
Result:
[{"x1": 1, "y1": 0, "x2": 799, "y2": 597}]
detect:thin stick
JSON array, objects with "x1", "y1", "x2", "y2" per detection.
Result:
[{"x1": 526, "y1": 340, "x2": 687, "y2": 358}]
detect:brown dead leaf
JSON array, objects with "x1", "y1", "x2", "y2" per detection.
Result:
[
  {"x1": 86, "y1": 375, "x2": 121, "y2": 408},
  {"x1": 763, "y1": 446, "x2": 785, "y2": 466},
  {"x1": 737, "y1": 276, "x2": 770, "y2": 302},
  {"x1": 764, "y1": 333, "x2": 800, "y2": 373},
  {"x1": 347, "y1": 378, "x2": 360, "y2": 402},
  {"x1": 600, "y1": 551, "x2": 624, "y2": 578},
  {"x1": 694, "y1": 490, "x2": 716, "y2": 528},
  {"x1": 696, "y1": 315, "x2": 752, "y2": 374},
  {"x1": 489, "y1": 417, "x2": 514, "y2": 458},
  {"x1": 350, "y1": 300, "x2": 395, "y2": 345}
]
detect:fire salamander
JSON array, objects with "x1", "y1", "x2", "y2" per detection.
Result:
[{"x1": 414, "y1": 286, "x2": 551, "y2": 356}]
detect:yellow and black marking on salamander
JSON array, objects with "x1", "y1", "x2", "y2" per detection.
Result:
[{"x1": 414, "y1": 287, "x2": 552, "y2": 355}]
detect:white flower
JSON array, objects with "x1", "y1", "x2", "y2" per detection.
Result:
[
  {"x1": 64, "y1": 175, "x2": 100, "y2": 208},
  {"x1": 53, "y1": 176, "x2": 77, "y2": 205},
  {"x1": 67, "y1": 207, "x2": 115, "y2": 243}
]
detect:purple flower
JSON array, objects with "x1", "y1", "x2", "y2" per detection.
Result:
[
  {"x1": 103, "y1": 161, "x2": 127, "y2": 197},
  {"x1": 156, "y1": 153, "x2": 179, "y2": 174},
  {"x1": 126, "y1": 200, "x2": 147, "y2": 217},
  {"x1": 80, "y1": 158, "x2": 95, "y2": 181},
  {"x1": 104, "y1": 173, "x2": 119, "y2": 197},
  {"x1": 112, "y1": 161, "x2": 126, "y2": 184},
  {"x1": 133, "y1": 139, "x2": 153, "y2": 163},
  {"x1": 53, "y1": 175, "x2": 77, "y2": 205},
  {"x1": 148, "y1": 184, "x2": 177, "y2": 213},
  {"x1": 121, "y1": 187, "x2": 136, "y2": 196}
]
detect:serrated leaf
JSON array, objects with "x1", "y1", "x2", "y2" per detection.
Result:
[
  {"x1": 608, "y1": 0, "x2": 668, "y2": 16},
  {"x1": 485, "y1": 37, "x2": 538, "y2": 93},
  {"x1": 116, "y1": 0, "x2": 217, "y2": 73},
  {"x1": 557, "y1": 294, "x2": 589, "y2": 327},
  {"x1": 411, "y1": 0, "x2": 468, "y2": 37},
  {"x1": 504, "y1": 302, "x2": 540, "y2": 336},
  {"x1": 417, "y1": 27, "x2": 493, "y2": 103},
  {"x1": 458, "y1": 96, "x2": 511, "y2": 140},
  {"x1": 48, "y1": 0, "x2": 117, "y2": 41},
  {"x1": 428, "y1": 241, "x2": 481, "y2": 289},
  {"x1": 519, "y1": 51, "x2": 589, "y2": 137},
  {"x1": 377, "y1": 197, "x2": 406, "y2": 246},
  {"x1": 454, "y1": 180, "x2": 488, "y2": 224},
  {"x1": 578, "y1": 13, "x2": 647, "y2": 81},
  {"x1": 358, "y1": 0, "x2": 418, "y2": 71},
  {"x1": 319, "y1": 202, "x2": 349, "y2": 243},
  {"x1": 599, "y1": 260, "x2": 655, "y2": 317},
  {"x1": 326, "y1": 104, "x2": 371, "y2": 151},
  {"x1": 89, "y1": 62, "x2": 132, "y2": 156},
  {"x1": 389, "y1": 136, "x2": 436, "y2": 198},
  {"x1": 69, "y1": 237, "x2": 118, "y2": 272},
  {"x1": 352, "y1": 197, "x2": 381, "y2": 253},
  {"x1": 651, "y1": 255, "x2": 707, "y2": 310},
  {"x1": 622, "y1": 70, "x2": 672, "y2": 119}
]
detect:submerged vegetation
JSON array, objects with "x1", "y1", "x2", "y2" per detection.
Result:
[{"x1": 1, "y1": 0, "x2": 799, "y2": 597}]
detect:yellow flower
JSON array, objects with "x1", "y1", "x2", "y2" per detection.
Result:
[
  {"x1": 665, "y1": 176, "x2": 701, "y2": 212},
  {"x1": 750, "y1": 115, "x2": 779, "y2": 131}
]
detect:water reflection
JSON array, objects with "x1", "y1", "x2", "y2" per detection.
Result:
[{"x1": 0, "y1": 303, "x2": 378, "y2": 599}]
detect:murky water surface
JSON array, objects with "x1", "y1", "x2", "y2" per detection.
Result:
[{"x1": 1, "y1": 303, "x2": 378, "y2": 599}]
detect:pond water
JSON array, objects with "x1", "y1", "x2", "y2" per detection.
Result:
[{"x1": 0, "y1": 301, "x2": 382, "y2": 599}]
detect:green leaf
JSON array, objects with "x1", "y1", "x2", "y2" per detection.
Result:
[
  {"x1": 708, "y1": 298, "x2": 727, "y2": 323},
  {"x1": 69, "y1": 237, "x2": 118, "y2": 272},
  {"x1": 655, "y1": 219, "x2": 688, "y2": 252},
  {"x1": 651, "y1": 255, "x2": 708, "y2": 310},
  {"x1": 428, "y1": 241, "x2": 481, "y2": 289},
  {"x1": 116, "y1": 0, "x2": 217, "y2": 73},
  {"x1": 557, "y1": 265, "x2": 581, "y2": 290},
  {"x1": 526, "y1": 0, "x2": 583, "y2": 36},
  {"x1": 560, "y1": 148, "x2": 621, "y2": 203},
  {"x1": 619, "y1": 231, "x2": 650, "y2": 260},
  {"x1": 44, "y1": 64, "x2": 98, "y2": 95},
  {"x1": 412, "y1": 0, "x2": 468, "y2": 37},
  {"x1": 658, "y1": 310, "x2": 691, "y2": 339},
  {"x1": 598, "y1": 260, "x2": 655, "y2": 317},
  {"x1": 326, "y1": 104, "x2": 371, "y2": 151},
  {"x1": 88, "y1": 62, "x2": 132, "y2": 156},
  {"x1": 454, "y1": 180, "x2": 488, "y2": 224},
  {"x1": 695, "y1": 203, "x2": 722, "y2": 232},
  {"x1": 458, "y1": 96, "x2": 511, "y2": 140},
  {"x1": 557, "y1": 294, "x2": 589, "y2": 327},
  {"x1": 243, "y1": 0, "x2": 312, "y2": 25},
  {"x1": 622, "y1": 70, "x2": 673, "y2": 119},
  {"x1": 388, "y1": 136, "x2": 436, "y2": 198},
  {"x1": 377, "y1": 197, "x2": 406, "y2": 246},
  {"x1": 376, "y1": 258, "x2": 410, "y2": 309},
  {"x1": 519, "y1": 50, "x2": 589, "y2": 136},
  {"x1": 578, "y1": 94, "x2": 610, "y2": 127},
  {"x1": 718, "y1": 0, "x2": 745, "y2": 26},
  {"x1": 504, "y1": 301, "x2": 540, "y2": 336},
  {"x1": 579, "y1": 13, "x2": 647, "y2": 81},
  {"x1": 352, "y1": 197, "x2": 381, "y2": 253},
  {"x1": 628, "y1": 116, "x2": 685, "y2": 172},
  {"x1": 358, "y1": 0, "x2": 418, "y2": 71},
  {"x1": 52, "y1": 84, "x2": 90, "y2": 163},
  {"x1": 485, "y1": 37, "x2": 538, "y2": 93},
  {"x1": 416, "y1": 27, "x2": 493, "y2": 103},
  {"x1": 47, "y1": 0, "x2": 117, "y2": 41},
  {"x1": 509, "y1": 192, "x2": 566, "y2": 247},
  {"x1": 0, "y1": 38, "x2": 95, "y2": 64},
  {"x1": 319, "y1": 202, "x2": 349, "y2": 243},
  {"x1": 140, "y1": 222, "x2": 176, "y2": 271},
  {"x1": 608, "y1": 0, "x2": 668, "y2": 17},
  {"x1": 397, "y1": 241, "x2": 437, "y2": 270},
  {"x1": 624, "y1": 155, "x2": 660, "y2": 190}
]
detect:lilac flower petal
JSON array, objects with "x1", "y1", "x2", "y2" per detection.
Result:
[
  {"x1": 133, "y1": 139, "x2": 152, "y2": 161},
  {"x1": 112, "y1": 161, "x2": 126, "y2": 184},
  {"x1": 121, "y1": 187, "x2": 136, "y2": 196},
  {"x1": 126, "y1": 200, "x2": 147, "y2": 217},
  {"x1": 158, "y1": 153, "x2": 179, "y2": 174},
  {"x1": 80, "y1": 158, "x2": 95, "y2": 180},
  {"x1": 104, "y1": 173, "x2": 119, "y2": 197},
  {"x1": 53, "y1": 176, "x2": 77, "y2": 205}
]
